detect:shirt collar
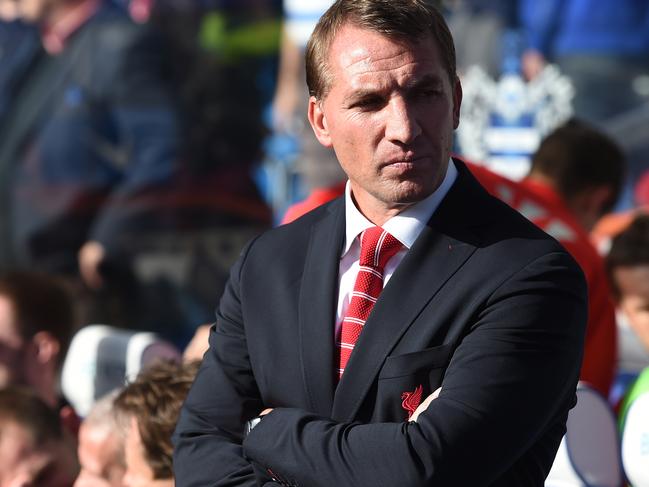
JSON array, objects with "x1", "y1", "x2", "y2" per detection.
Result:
[
  {"x1": 342, "y1": 158, "x2": 458, "y2": 255},
  {"x1": 41, "y1": 0, "x2": 100, "y2": 55}
]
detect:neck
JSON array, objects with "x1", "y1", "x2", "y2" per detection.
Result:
[
  {"x1": 351, "y1": 194, "x2": 413, "y2": 227},
  {"x1": 524, "y1": 171, "x2": 557, "y2": 192}
]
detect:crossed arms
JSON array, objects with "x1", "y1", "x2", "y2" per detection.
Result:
[{"x1": 173, "y1": 243, "x2": 587, "y2": 487}]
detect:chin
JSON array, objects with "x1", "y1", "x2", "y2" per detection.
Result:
[{"x1": 394, "y1": 180, "x2": 437, "y2": 202}]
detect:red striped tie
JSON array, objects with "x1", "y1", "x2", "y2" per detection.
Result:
[{"x1": 337, "y1": 227, "x2": 402, "y2": 379}]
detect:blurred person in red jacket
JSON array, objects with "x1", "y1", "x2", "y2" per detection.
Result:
[{"x1": 469, "y1": 119, "x2": 625, "y2": 397}]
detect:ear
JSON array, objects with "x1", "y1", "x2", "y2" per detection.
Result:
[
  {"x1": 452, "y1": 76, "x2": 463, "y2": 130},
  {"x1": 31, "y1": 331, "x2": 61, "y2": 366},
  {"x1": 307, "y1": 96, "x2": 333, "y2": 148}
]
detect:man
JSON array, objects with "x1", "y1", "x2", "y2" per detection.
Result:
[
  {"x1": 0, "y1": 271, "x2": 78, "y2": 433},
  {"x1": 113, "y1": 361, "x2": 198, "y2": 487},
  {"x1": 173, "y1": 1, "x2": 587, "y2": 485},
  {"x1": 0, "y1": 0, "x2": 178, "y2": 324},
  {"x1": 0, "y1": 386, "x2": 79, "y2": 487},
  {"x1": 75, "y1": 390, "x2": 126, "y2": 487},
  {"x1": 470, "y1": 119, "x2": 625, "y2": 397}
]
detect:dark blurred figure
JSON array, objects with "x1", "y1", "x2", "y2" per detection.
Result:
[
  {"x1": 0, "y1": 0, "x2": 179, "y2": 328},
  {"x1": 113, "y1": 360, "x2": 198, "y2": 486},
  {"x1": 0, "y1": 386, "x2": 79, "y2": 487},
  {"x1": 115, "y1": 0, "x2": 278, "y2": 344},
  {"x1": 0, "y1": 270, "x2": 80, "y2": 433}
]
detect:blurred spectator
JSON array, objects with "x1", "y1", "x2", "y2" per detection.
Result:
[
  {"x1": 606, "y1": 214, "x2": 649, "y2": 374},
  {"x1": 75, "y1": 389, "x2": 126, "y2": 487},
  {"x1": 0, "y1": 0, "x2": 179, "y2": 327},
  {"x1": 113, "y1": 360, "x2": 199, "y2": 486},
  {"x1": 518, "y1": 0, "x2": 649, "y2": 209},
  {"x1": 471, "y1": 119, "x2": 625, "y2": 397},
  {"x1": 0, "y1": 386, "x2": 79, "y2": 486},
  {"x1": 0, "y1": 270, "x2": 80, "y2": 433},
  {"x1": 108, "y1": 0, "x2": 276, "y2": 344}
]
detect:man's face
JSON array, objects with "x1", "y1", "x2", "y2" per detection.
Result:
[
  {"x1": 74, "y1": 422, "x2": 126, "y2": 487},
  {"x1": 0, "y1": 295, "x2": 28, "y2": 389},
  {"x1": 614, "y1": 265, "x2": 649, "y2": 352},
  {"x1": 308, "y1": 24, "x2": 461, "y2": 223},
  {"x1": 0, "y1": 421, "x2": 79, "y2": 487}
]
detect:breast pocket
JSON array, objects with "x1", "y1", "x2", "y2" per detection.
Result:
[
  {"x1": 379, "y1": 343, "x2": 454, "y2": 380},
  {"x1": 372, "y1": 344, "x2": 454, "y2": 422}
]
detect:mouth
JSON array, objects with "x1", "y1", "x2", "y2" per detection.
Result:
[{"x1": 382, "y1": 154, "x2": 428, "y2": 169}]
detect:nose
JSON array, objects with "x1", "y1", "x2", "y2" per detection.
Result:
[{"x1": 385, "y1": 97, "x2": 421, "y2": 144}]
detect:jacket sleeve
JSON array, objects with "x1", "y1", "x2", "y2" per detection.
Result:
[
  {"x1": 173, "y1": 237, "x2": 283, "y2": 486},
  {"x1": 241, "y1": 250, "x2": 587, "y2": 487}
]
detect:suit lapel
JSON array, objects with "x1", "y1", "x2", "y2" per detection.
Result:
[
  {"x1": 332, "y1": 162, "x2": 490, "y2": 421},
  {"x1": 299, "y1": 199, "x2": 345, "y2": 416}
]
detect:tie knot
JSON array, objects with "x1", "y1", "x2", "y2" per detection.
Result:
[{"x1": 358, "y1": 227, "x2": 402, "y2": 269}]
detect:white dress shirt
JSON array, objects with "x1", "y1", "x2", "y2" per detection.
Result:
[{"x1": 335, "y1": 159, "x2": 458, "y2": 338}]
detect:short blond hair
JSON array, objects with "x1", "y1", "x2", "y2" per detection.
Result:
[{"x1": 305, "y1": 0, "x2": 456, "y2": 100}]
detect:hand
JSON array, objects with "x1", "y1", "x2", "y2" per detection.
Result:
[
  {"x1": 78, "y1": 240, "x2": 106, "y2": 289},
  {"x1": 410, "y1": 387, "x2": 441, "y2": 422},
  {"x1": 260, "y1": 408, "x2": 274, "y2": 416}
]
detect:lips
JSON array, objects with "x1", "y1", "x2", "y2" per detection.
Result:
[{"x1": 383, "y1": 154, "x2": 428, "y2": 167}]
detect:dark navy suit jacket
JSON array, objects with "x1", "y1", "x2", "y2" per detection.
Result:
[{"x1": 173, "y1": 160, "x2": 587, "y2": 486}]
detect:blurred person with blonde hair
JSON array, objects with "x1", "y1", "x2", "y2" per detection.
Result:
[{"x1": 113, "y1": 361, "x2": 198, "y2": 486}]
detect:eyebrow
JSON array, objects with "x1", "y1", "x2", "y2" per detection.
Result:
[
  {"x1": 344, "y1": 74, "x2": 444, "y2": 105},
  {"x1": 403, "y1": 74, "x2": 444, "y2": 91}
]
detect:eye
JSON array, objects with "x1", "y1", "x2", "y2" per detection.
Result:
[
  {"x1": 350, "y1": 96, "x2": 385, "y2": 111},
  {"x1": 416, "y1": 88, "x2": 442, "y2": 99}
]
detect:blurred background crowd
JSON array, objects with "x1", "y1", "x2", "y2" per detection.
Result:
[{"x1": 0, "y1": 0, "x2": 648, "y2": 485}]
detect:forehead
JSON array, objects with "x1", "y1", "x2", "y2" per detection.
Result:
[{"x1": 327, "y1": 24, "x2": 444, "y2": 90}]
